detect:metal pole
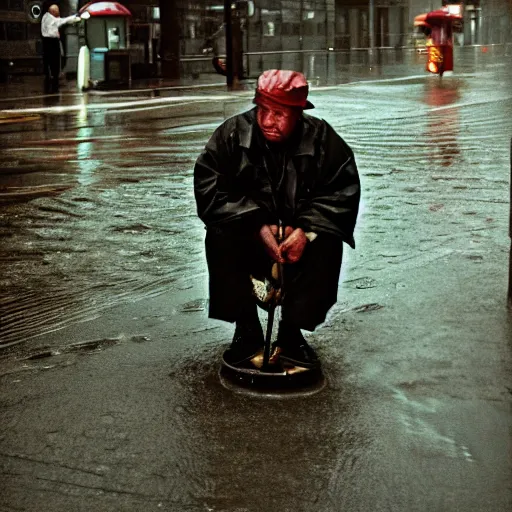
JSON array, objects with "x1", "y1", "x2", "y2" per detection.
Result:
[
  {"x1": 369, "y1": 0, "x2": 375, "y2": 65},
  {"x1": 508, "y1": 137, "x2": 512, "y2": 307},
  {"x1": 299, "y1": 0, "x2": 304, "y2": 52},
  {"x1": 299, "y1": 0, "x2": 304, "y2": 73},
  {"x1": 262, "y1": 302, "x2": 275, "y2": 369},
  {"x1": 324, "y1": 0, "x2": 328, "y2": 50},
  {"x1": 232, "y1": 7, "x2": 243, "y2": 82},
  {"x1": 224, "y1": 0, "x2": 234, "y2": 87},
  {"x1": 159, "y1": 0, "x2": 180, "y2": 78},
  {"x1": 262, "y1": 223, "x2": 284, "y2": 370},
  {"x1": 246, "y1": 9, "x2": 250, "y2": 77}
]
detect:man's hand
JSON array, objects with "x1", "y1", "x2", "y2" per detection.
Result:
[
  {"x1": 259, "y1": 225, "x2": 284, "y2": 263},
  {"x1": 269, "y1": 224, "x2": 293, "y2": 239},
  {"x1": 279, "y1": 227, "x2": 308, "y2": 263}
]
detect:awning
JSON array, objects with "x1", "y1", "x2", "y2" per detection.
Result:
[{"x1": 78, "y1": 2, "x2": 132, "y2": 17}]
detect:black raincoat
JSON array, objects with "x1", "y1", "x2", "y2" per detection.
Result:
[{"x1": 194, "y1": 108, "x2": 360, "y2": 330}]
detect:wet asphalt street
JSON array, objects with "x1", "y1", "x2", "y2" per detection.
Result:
[{"x1": 0, "y1": 47, "x2": 511, "y2": 511}]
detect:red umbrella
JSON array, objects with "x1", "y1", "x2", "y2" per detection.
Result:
[
  {"x1": 426, "y1": 7, "x2": 462, "y2": 25},
  {"x1": 78, "y1": 2, "x2": 131, "y2": 17},
  {"x1": 414, "y1": 13, "x2": 430, "y2": 28}
]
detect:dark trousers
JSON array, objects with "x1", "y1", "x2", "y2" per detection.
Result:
[
  {"x1": 42, "y1": 37, "x2": 61, "y2": 93},
  {"x1": 205, "y1": 228, "x2": 344, "y2": 331}
]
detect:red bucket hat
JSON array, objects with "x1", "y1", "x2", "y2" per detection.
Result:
[{"x1": 254, "y1": 69, "x2": 315, "y2": 110}]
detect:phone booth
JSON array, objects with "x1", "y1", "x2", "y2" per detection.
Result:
[
  {"x1": 76, "y1": 1, "x2": 132, "y2": 89},
  {"x1": 414, "y1": 7, "x2": 463, "y2": 76}
]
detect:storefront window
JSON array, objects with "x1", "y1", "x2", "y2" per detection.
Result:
[
  {"x1": 264, "y1": 21, "x2": 275, "y2": 37},
  {"x1": 6, "y1": 22, "x2": 26, "y2": 40},
  {"x1": 8, "y1": 0, "x2": 24, "y2": 11},
  {"x1": 261, "y1": 8, "x2": 280, "y2": 37}
]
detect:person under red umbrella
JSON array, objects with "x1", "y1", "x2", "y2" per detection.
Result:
[{"x1": 194, "y1": 69, "x2": 361, "y2": 368}]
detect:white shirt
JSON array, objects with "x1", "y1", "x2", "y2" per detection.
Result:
[{"x1": 41, "y1": 12, "x2": 78, "y2": 38}]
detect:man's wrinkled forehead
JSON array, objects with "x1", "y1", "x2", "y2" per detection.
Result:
[{"x1": 255, "y1": 93, "x2": 300, "y2": 115}]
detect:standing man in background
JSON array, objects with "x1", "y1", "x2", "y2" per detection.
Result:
[{"x1": 41, "y1": 4, "x2": 80, "y2": 93}]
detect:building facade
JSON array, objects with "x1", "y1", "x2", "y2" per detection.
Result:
[{"x1": 0, "y1": 0, "x2": 511, "y2": 79}]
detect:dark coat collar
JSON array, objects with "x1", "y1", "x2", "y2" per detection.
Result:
[{"x1": 238, "y1": 108, "x2": 316, "y2": 157}]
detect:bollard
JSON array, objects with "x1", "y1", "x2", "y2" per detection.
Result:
[{"x1": 509, "y1": 137, "x2": 512, "y2": 307}]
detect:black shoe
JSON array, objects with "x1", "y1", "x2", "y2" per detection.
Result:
[
  {"x1": 278, "y1": 341, "x2": 320, "y2": 369},
  {"x1": 225, "y1": 321, "x2": 264, "y2": 366},
  {"x1": 275, "y1": 322, "x2": 320, "y2": 368}
]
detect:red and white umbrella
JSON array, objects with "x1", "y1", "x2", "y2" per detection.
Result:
[{"x1": 78, "y1": 2, "x2": 131, "y2": 17}]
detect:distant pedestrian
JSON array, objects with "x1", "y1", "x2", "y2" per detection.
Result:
[{"x1": 41, "y1": 4, "x2": 80, "y2": 93}]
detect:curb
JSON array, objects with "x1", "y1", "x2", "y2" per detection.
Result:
[{"x1": 0, "y1": 112, "x2": 40, "y2": 125}]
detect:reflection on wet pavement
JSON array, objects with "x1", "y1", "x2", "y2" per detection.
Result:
[
  {"x1": 1, "y1": 49, "x2": 511, "y2": 353},
  {"x1": 0, "y1": 105, "x2": 217, "y2": 346},
  {"x1": 0, "y1": 47, "x2": 511, "y2": 512}
]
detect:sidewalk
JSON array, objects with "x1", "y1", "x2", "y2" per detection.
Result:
[
  {"x1": 1, "y1": 42, "x2": 510, "y2": 107},
  {"x1": 0, "y1": 72, "x2": 249, "y2": 103},
  {"x1": 0, "y1": 73, "x2": 256, "y2": 125},
  {"x1": 1, "y1": 64, "x2": 511, "y2": 511},
  {"x1": 1, "y1": 225, "x2": 510, "y2": 511}
]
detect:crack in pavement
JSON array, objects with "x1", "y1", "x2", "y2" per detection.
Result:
[{"x1": 0, "y1": 452, "x2": 105, "y2": 477}]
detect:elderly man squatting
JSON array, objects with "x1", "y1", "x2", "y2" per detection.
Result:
[{"x1": 194, "y1": 69, "x2": 361, "y2": 368}]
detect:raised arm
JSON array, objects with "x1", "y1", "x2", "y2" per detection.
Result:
[{"x1": 56, "y1": 14, "x2": 80, "y2": 28}]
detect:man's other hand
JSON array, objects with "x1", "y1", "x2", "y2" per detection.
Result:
[
  {"x1": 279, "y1": 227, "x2": 307, "y2": 263},
  {"x1": 259, "y1": 225, "x2": 284, "y2": 263},
  {"x1": 269, "y1": 224, "x2": 293, "y2": 239}
]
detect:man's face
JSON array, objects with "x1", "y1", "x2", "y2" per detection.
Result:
[
  {"x1": 256, "y1": 103, "x2": 301, "y2": 143},
  {"x1": 49, "y1": 5, "x2": 60, "y2": 16}
]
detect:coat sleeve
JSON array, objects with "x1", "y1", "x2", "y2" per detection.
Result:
[
  {"x1": 295, "y1": 122, "x2": 360, "y2": 247},
  {"x1": 58, "y1": 15, "x2": 79, "y2": 27},
  {"x1": 194, "y1": 123, "x2": 264, "y2": 229}
]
